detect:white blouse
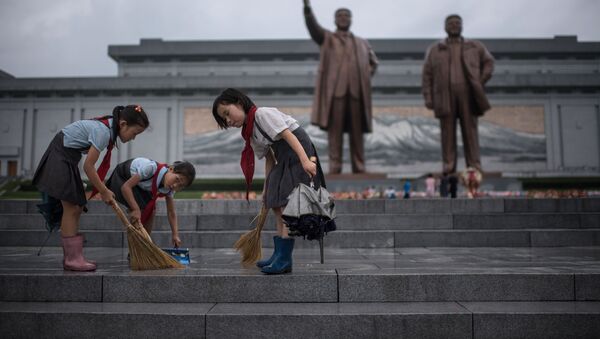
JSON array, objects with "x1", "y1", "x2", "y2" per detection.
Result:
[{"x1": 251, "y1": 107, "x2": 299, "y2": 159}]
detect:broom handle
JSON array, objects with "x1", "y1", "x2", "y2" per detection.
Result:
[{"x1": 109, "y1": 199, "x2": 133, "y2": 231}]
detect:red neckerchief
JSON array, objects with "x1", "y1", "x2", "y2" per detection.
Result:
[
  {"x1": 89, "y1": 117, "x2": 115, "y2": 200},
  {"x1": 141, "y1": 162, "x2": 168, "y2": 225},
  {"x1": 240, "y1": 106, "x2": 257, "y2": 200}
]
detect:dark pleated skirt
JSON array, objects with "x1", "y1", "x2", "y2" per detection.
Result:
[
  {"x1": 32, "y1": 132, "x2": 87, "y2": 206},
  {"x1": 264, "y1": 127, "x2": 325, "y2": 208},
  {"x1": 105, "y1": 159, "x2": 153, "y2": 210}
]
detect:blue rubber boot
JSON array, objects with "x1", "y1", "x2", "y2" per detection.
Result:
[
  {"x1": 256, "y1": 236, "x2": 281, "y2": 268},
  {"x1": 261, "y1": 237, "x2": 294, "y2": 275}
]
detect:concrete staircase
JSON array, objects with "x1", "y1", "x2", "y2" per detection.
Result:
[
  {"x1": 1, "y1": 198, "x2": 599, "y2": 338},
  {"x1": 1, "y1": 198, "x2": 599, "y2": 248}
]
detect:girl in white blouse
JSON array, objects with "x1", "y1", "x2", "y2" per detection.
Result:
[{"x1": 212, "y1": 88, "x2": 325, "y2": 274}]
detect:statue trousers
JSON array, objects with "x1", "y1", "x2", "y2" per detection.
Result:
[
  {"x1": 329, "y1": 95, "x2": 365, "y2": 174},
  {"x1": 439, "y1": 84, "x2": 482, "y2": 174}
]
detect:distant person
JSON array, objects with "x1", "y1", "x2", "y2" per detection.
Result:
[
  {"x1": 425, "y1": 173, "x2": 436, "y2": 197},
  {"x1": 403, "y1": 180, "x2": 411, "y2": 199},
  {"x1": 384, "y1": 186, "x2": 397, "y2": 199},
  {"x1": 212, "y1": 88, "x2": 325, "y2": 275},
  {"x1": 367, "y1": 185, "x2": 377, "y2": 199},
  {"x1": 106, "y1": 158, "x2": 196, "y2": 247},
  {"x1": 32, "y1": 105, "x2": 149, "y2": 271},
  {"x1": 449, "y1": 174, "x2": 459, "y2": 198},
  {"x1": 459, "y1": 166, "x2": 482, "y2": 198},
  {"x1": 303, "y1": 0, "x2": 378, "y2": 174},
  {"x1": 440, "y1": 172, "x2": 449, "y2": 198},
  {"x1": 422, "y1": 14, "x2": 494, "y2": 176}
]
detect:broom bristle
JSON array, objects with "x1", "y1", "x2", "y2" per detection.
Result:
[
  {"x1": 109, "y1": 199, "x2": 183, "y2": 270},
  {"x1": 127, "y1": 225, "x2": 184, "y2": 270},
  {"x1": 235, "y1": 205, "x2": 269, "y2": 266},
  {"x1": 235, "y1": 229, "x2": 262, "y2": 267}
]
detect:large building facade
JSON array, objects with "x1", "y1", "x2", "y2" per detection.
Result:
[{"x1": 1, "y1": 36, "x2": 599, "y2": 178}]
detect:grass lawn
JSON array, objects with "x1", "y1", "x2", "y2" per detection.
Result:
[{"x1": 0, "y1": 178, "x2": 261, "y2": 200}]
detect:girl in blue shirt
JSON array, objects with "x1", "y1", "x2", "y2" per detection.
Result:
[
  {"x1": 106, "y1": 158, "x2": 196, "y2": 247},
  {"x1": 33, "y1": 105, "x2": 149, "y2": 271}
]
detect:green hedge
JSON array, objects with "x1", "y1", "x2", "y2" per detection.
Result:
[
  {"x1": 17, "y1": 178, "x2": 264, "y2": 192},
  {"x1": 187, "y1": 178, "x2": 264, "y2": 191},
  {"x1": 520, "y1": 177, "x2": 600, "y2": 190}
]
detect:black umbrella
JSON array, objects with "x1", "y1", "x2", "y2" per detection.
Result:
[
  {"x1": 36, "y1": 192, "x2": 63, "y2": 255},
  {"x1": 282, "y1": 181, "x2": 337, "y2": 263}
]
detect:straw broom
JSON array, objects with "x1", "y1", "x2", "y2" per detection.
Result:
[
  {"x1": 109, "y1": 199, "x2": 184, "y2": 270},
  {"x1": 234, "y1": 204, "x2": 269, "y2": 266}
]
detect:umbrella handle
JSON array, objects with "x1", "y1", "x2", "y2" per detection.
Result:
[{"x1": 309, "y1": 156, "x2": 317, "y2": 188}]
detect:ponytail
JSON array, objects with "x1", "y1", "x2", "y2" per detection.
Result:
[
  {"x1": 111, "y1": 105, "x2": 124, "y2": 145},
  {"x1": 112, "y1": 105, "x2": 150, "y2": 146},
  {"x1": 93, "y1": 105, "x2": 148, "y2": 148}
]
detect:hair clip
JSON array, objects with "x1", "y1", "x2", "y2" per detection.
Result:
[{"x1": 134, "y1": 105, "x2": 142, "y2": 113}]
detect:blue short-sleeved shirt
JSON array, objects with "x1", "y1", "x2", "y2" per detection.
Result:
[
  {"x1": 129, "y1": 157, "x2": 174, "y2": 197},
  {"x1": 62, "y1": 119, "x2": 114, "y2": 153}
]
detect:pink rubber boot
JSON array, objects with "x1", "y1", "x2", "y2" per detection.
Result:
[
  {"x1": 61, "y1": 234, "x2": 97, "y2": 271},
  {"x1": 77, "y1": 233, "x2": 96, "y2": 265}
]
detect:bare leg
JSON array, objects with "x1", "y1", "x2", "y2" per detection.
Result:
[
  {"x1": 60, "y1": 200, "x2": 83, "y2": 237},
  {"x1": 272, "y1": 207, "x2": 289, "y2": 238},
  {"x1": 60, "y1": 200, "x2": 95, "y2": 271},
  {"x1": 261, "y1": 206, "x2": 294, "y2": 274}
]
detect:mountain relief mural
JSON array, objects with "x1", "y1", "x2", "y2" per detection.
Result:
[{"x1": 184, "y1": 106, "x2": 546, "y2": 176}]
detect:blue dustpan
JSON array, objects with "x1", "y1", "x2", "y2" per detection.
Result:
[{"x1": 161, "y1": 247, "x2": 190, "y2": 265}]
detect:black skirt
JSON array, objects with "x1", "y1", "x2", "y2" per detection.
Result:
[
  {"x1": 32, "y1": 132, "x2": 87, "y2": 206},
  {"x1": 264, "y1": 127, "x2": 325, "y2": 208},
  {"x1": 105, "y1": 159, "x2": 153, "y2": 211}
]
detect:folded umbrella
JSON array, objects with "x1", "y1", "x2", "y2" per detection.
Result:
[
  {"x1": 282, "y1": 181, "x2": 337, "y2": 263},
  {"x1": 36, "y1": 192, "x2": 63, "y2": 255}
]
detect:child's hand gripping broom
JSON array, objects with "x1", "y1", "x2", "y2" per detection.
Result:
[
  {"x1": 234, "y1": 204, "x2": 269, "y2": 267},
  {"x1": 109, "y1": 198, "x2": 184, "y2": 270}
]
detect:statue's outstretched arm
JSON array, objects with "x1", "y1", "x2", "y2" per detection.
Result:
[{"x1": 303, "y1": 0, "x2": 325, "y2": 45}]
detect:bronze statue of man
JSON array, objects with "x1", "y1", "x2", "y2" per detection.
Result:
[
  {"x1": 303, "y1": 0, "x2": 378, "y2": 174},
  {"x1": 422, "y1": 14, "x2": 494, "y2": 175}
]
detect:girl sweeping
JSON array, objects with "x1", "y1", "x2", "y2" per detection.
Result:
[
  {"x1": 105, "y1": 158, "x2": 196, "y2": 247},
  {"x1": 212, "y1": 88, "x2": 325, "y2": 275},
  {"x1": 32, "y1": 105, "x2": 149, "y2": 271}
]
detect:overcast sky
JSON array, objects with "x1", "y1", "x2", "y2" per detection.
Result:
[{"x1": 1, "y1": 0, "x2": 599, "y2": 78}]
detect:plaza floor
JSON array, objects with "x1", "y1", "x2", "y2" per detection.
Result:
[{"x1": 2, "y1": 246, "x2": 600, "y2": 275}]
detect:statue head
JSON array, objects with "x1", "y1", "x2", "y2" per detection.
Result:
[
  {"x1": 334, "y1": 8, "x2": 352, "y2": 31},
  {"x1": 444, "y1": 14, "x2": 462, "y2": 38}
]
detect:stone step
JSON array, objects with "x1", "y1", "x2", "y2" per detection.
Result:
[
  {"x1": 1, "y1": 228, "x2": 600, "y2": 248},
  {"x1": 2, "y1": 198, "x2": 599, "y2": 215},
  {"x1": 0, "y1": 301, "x2": 212, "y2": 338},
  {"x1": 1, "y1": 213, "x2": 598, "y2": 231},
  {"x1": 1, "y1": 269, "x2": 598, "y2": 303},
  {"x1": 1, "y1": 301, "x2": 599, "y2": 339}
]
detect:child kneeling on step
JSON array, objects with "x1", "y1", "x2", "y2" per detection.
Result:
[{"x1": 106, "y1": 158, "x2": 195, "y2": 247}]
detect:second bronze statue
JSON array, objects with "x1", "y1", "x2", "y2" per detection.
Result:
[
  {"x1": 303, "y1": 0, "x2": 378, "y2": 174},
  {"x1": 422, "y1": 14, "x2": 495, "y2": 176}
]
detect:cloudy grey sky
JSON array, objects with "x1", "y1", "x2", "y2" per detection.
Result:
[{"x1": 1, "y1": 0, "x2": 599, "y2": 78}]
